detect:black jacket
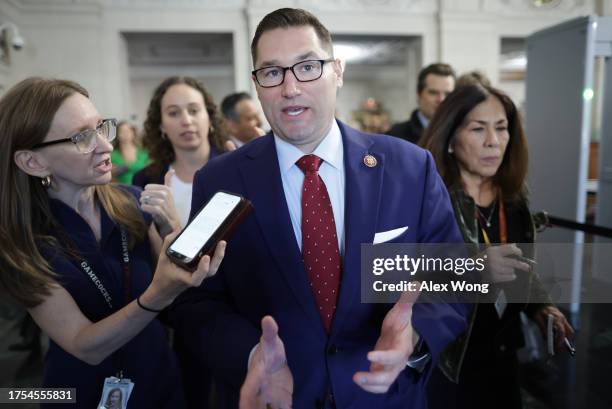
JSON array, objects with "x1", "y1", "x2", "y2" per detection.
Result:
[
  {"x1": 438, "y1": 188, "x2": 552, "y2": 383},
  {"x1": 386, "y1": 109, "x2": 424, "y2": 144}
]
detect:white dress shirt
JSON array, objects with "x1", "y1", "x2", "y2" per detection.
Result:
[
  {"x1": 249, "y1": 120, "x2": 428, "y2": 370},
  {"x1": 248, "y1": 120, "x2": 346, "y2": 366},
  {"x1": 274, "y1": 119, "x2": 345, "y2": 255},
  {"x1": 417, "y1": 110, "x2": 430, "y2": 129}
]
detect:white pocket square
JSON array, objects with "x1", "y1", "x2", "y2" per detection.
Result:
[{"x1": 373, "y1": 226, "x2": 409, "y2": 244}]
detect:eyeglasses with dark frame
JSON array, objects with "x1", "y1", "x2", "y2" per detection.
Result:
[
  {"x1": 32, "y1": 118, "x2": 117, "y2": 154},
  {"x1": 252, "y1": 59, "x2": 335, "y2": 88}
]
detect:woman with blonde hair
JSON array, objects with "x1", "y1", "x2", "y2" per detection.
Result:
[{"x1": 0, "y1": 77, "x2": 225, "y2": 408}]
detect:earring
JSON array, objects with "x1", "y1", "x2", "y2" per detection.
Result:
[
  {"x1": 41, "y1": 175, "x2": 52, "y2": 188},
  {"x1": 447, "y1": 145, "x2": 454, "y2": 154},
  {"x1": 161, "y1": 131, "x2": 167, "y2": 140}
]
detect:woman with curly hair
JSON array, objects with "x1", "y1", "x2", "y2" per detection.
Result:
[{"x1": 133, "y1": 76, "x2": 229, "y2": 228}]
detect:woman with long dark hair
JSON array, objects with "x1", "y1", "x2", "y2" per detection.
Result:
[{"x1": 420, "y1": 84, "x2": 573, "y2": 408}]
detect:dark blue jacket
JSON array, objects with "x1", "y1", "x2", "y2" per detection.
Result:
[{"x1": 172, "y1": 121, "x2": 469, "y2": 409}]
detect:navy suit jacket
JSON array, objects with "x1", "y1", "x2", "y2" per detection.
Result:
[{"x1": 172, "y1": 121, "x2": 468, "y2": 409}]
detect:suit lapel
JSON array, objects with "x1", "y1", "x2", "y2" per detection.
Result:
[
  {"x1": 239, "y1": 136, "x2": 325, "y2": 336},
  {"x1": 332, "y1": 123, "x2": 385, "y2": 338}
]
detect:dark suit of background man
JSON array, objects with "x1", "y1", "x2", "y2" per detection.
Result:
[
  {"x1": 386, "y1": 63, "x2": 456, "y2": 144},
  {"x1": 172, "y1": 8, "x2": 469, "y2": 409}
]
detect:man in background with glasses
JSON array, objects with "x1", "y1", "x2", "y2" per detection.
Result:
[{"x1": 175, "y1": 8, "x2": 469, "y2": 409}]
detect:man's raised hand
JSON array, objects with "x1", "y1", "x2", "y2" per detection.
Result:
[
  {"x1": 240, "y1": 316, "x2": 293, "y2": 409},
  {"x1": 354, "y1": 285, "x2": 421, "y2": 393}
]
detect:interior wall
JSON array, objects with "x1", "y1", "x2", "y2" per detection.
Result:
[
  {"x1": 0, "y1": 2, "x2": 22, "y2": 95},
  {"x1": 129, "y1": 74, "x2": 235, "y2": 127},
  {"x1": 104, "y1": 4, "x2": 249, "y2": 121},
  {"x1": 339, "y1": 65, "x2": 420, "y2": 126},
  {"x1": 0, "y1": 1, "x2": 249, "y2": 121},
  {"x1": 0, "y1": 0, "x2": 597, "y2": 125}
]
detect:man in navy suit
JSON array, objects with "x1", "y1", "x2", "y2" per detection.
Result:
[{"x1": 173, "y1": 8, "x2": 468, "y2": 409}]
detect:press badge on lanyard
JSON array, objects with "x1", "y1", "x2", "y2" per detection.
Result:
[
  {"x1": 97, "y1": 376, "x2": 134, "y2": 409},
  {"x1": 478, "y1": 189, "x2": 508, "y2": 319},
  {"x1": 75, "y1": 228, "x2": 135, "y2": 407}
]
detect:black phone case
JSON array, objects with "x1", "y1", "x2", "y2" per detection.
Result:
[{"x1": 166, "y1": 190, "x2": 253, "y2": 271}]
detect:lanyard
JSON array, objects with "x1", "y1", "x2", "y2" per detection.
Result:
[
  {"x1": 75, "y1": 227, "x2": 132, "y2": 378},
  {"x1": 119, "y1": 228, "x2": 132, "y2": 308},
  {"x1": 76, "y1": 228, "x2": 132, "y2": 310},
  {"x1": 477, "y1": 188, "x2": 507, "y2": 245}
]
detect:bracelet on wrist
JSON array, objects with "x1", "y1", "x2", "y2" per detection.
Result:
[{"x1": 136, "y1": 296, "x2": 163, "y2": 313}]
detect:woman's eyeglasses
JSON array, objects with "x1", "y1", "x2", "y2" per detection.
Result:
[{"x1": 32, "y1": 118, "x2": 117, "y2": 154}]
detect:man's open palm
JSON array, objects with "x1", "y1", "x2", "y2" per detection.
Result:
[
  {"x1": 354, "y1": 286, "x2": 421, "y2": 393},
  {"x1": 240, "y1": 316, "x2": 293, "y2": 409}
]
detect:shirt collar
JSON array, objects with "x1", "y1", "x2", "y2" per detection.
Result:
[
  {"x1": 49, "y1": 196, "x2": 116, "y2": 248},
  {"x1": 274, "y1": 119, "x2": 343, "y2": 172},
  {"x1": 417, "y1": 110, "x2": 430, "y2": 128},
  {"x1": 229, "y1": 135, "x2": 245, "y2": 148}
]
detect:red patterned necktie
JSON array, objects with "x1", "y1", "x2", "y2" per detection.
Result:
[{"x1": 296, "y1": 154, "x2": 342, "y2": 332}]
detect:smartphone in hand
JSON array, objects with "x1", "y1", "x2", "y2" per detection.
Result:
[{"x1": 166, "y1": 191, "x2": 252, "y2": 271}]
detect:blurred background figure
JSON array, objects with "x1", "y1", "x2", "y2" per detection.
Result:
[
  {"x1": 220, "y1": 92, "x2": 264, "y2": 149},
  {"x1": 133, "y1": 76, "x2": 229, "y2": 227},
  {"x1": 0, "y1": 297, "x2": 44, "y2": 393},
  {"x1": 111, "y1": 121, "x2": 149, "y2": 184},
  {"x1": 386, "y1": 62, "x2": 456, "y2": 144},
  {"x1": 420, "y1": 83, "x2": 573, "y2": 409},
  {"x1": 132, "y1": 76, "x2": 228, "y2": 409},
  {"x1": 352, "y1": 97, "x2": 391, "y2": 134},
  {"x1": 456, "y1": 70, "x2": 492, "y2": 88}
]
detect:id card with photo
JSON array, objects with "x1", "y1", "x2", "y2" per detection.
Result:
[{"x1": 98, "y1": 377, "x2": 134, "y2": 409}]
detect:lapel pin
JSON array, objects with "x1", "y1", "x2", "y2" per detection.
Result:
[{"x1": 363, "y1": 154, "x2": 377, "y2": 168}]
